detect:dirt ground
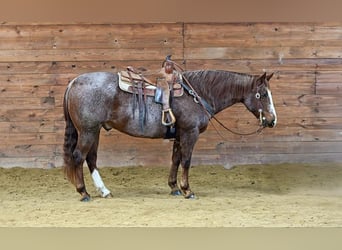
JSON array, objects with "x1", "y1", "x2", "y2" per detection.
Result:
[{"x1": 0, "y1": 163, "x2": 342, "y2": 227}]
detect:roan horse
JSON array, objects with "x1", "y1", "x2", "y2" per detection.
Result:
[{"x1": 63, "y1": 60, "x2": 277, "y2": 201}]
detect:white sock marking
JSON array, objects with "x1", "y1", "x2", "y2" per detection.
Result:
[{"x1": 91, "y1": 169, "x2": 111, "y2": 197}]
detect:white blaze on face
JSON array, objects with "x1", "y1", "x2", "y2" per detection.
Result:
[{"x1": 266, "y1": 88, "x2": 277, "y2": 126}]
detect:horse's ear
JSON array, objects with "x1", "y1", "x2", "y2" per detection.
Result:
[
  {"x1": 267, "y1": 72, "x2": 274, "y2": 81},
  {"x1": 257, "y1": 72, "x2": 267, "y2": 85}
]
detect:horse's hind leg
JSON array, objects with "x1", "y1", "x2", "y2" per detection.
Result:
[
  {"x1": 86, "y1": 133, "x2": 112, "y2": 198},
  {"x1": 168, "y1": 139, "x2": 182, "y2": 196},
  {"x1": 73, "y1": 130, "x2": 99, "y2": 201}
]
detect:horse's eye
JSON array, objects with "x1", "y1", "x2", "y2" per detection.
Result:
[{"x1": 255, "y1": 93, "x2": 260, "y2": 99}]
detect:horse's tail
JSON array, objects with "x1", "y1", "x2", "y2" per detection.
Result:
[{"x1": 62, "y1": 79, "x2": 78, "y2": 185}]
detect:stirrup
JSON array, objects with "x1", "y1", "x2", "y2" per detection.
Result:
[{"x1": 162, "y1": 108, "x2": 176, "y2": 126}]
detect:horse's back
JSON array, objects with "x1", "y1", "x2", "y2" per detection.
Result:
[{"x1": 70, "y1": 71, "x2": 118, "y2": 90}]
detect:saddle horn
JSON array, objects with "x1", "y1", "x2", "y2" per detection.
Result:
[
  {"x1": 162, "y1": 54, "x2": 172, "y2": 67},
  {"x1": 163, "y1": 55, "x2": 174, "y2": 74}
]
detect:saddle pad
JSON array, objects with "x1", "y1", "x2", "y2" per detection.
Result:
[
  {"x1": 118, "y1": 72, "x2": 184, "y2": 97},
  {"x1": 120, "y1": 70, "x2": 155, "y2": 85},
  {"x1": 118, "y1": 72, "x2": 157, "y2": 96}
]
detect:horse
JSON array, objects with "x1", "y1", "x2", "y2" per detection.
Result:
[{"x1": 63, "y1": 64, "x2": 277, "y2": 201}]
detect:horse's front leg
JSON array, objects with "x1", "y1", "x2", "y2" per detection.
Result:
[
  {"x1": 168, "y1": 139, "x2": 182, "y2": 195},
  {"x1": 179, "y1": 129, "x2": 199, "y2": 199}
]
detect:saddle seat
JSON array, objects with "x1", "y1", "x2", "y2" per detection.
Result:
[{"x1": 118, "y1": 69, "x2": 183, "y2": 97}]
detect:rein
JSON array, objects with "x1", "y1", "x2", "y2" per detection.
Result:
[
  {"x1": 168, "y1": 58, "x2": 264, "y2": 137},
  {"x1": 211, "y1": 116, "x2": 264, "y2": 136}
]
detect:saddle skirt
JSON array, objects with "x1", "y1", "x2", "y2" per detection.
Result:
[{"x1": 118, "y1": 70, "x2": 184, "y2": 97}]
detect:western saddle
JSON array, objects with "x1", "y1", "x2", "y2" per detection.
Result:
[{"x1": 118, "y1": 56, "x2": 183, "y2": 127}]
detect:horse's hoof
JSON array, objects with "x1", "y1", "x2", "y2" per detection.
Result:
[
  {"x1": 184, "y1": 193, "x2": 196, "y2": 199},
  {"x1": 80, "y1": 195, "x2": 91, "y2": 202},
  {"x1": 170, "y1": 190, "x2": 182, "y2": 196},
  {"x1": 104, "y1": 193, "x2": 113, "y2": 198}
]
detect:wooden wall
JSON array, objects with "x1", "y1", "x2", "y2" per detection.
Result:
[{"x1": 0, "y1": 22, "x2": 341, "y2": 168}]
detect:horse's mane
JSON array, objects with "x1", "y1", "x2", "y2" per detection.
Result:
[{"x1": 183, "y1": 70, "x2": 255, "y2": 102}]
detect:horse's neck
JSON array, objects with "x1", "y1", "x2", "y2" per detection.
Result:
[
  {"x1": 213, "y1": 85, "x2": 243, "y2": 113},
  {"x1": 189, "y1": 71, "x2": 254, "y2": 114}
]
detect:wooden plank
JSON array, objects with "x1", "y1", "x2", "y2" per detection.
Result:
[
  {"x1": 0, "y1": 144, "x2": 57, "y2": 157},
  {"x1": 0, "y1": 85, "x2": 54, "y2": 98},
  {"x1": 201, "y1": 127, "x2": 342, "y2": 143},
  {"x1": 0, "y1": 23, "x2": 182, "y2": 35},
  {"x1": 316, "y1": 83, "x2": 342, "y2": 95},
  {"x1": 192, "y1": 153, "x2": 342, "y2": 167},
  {"x1": 0, "y1": 97, "x2": 55, "y2": 109},
  {"x1": 184, "y1": 23, "x2": 342, "y2": 61},
  {"x1": 184, "y1": 46, "x2": 342, "y2": 60},
  {"x1": 0, "y1": 132, "x2": 58, "y2": 145},
  {"x1": 316, "y1": 71, "x2": 342, "y2": 95},
  {"x1": 0, "y1": 73, "x2": 75, "y2": 86},
  {"x1": 0, "y1": 48, "x2": 183, "y2": 62},
  {"x1": 184, "y1": 59, "x2": 315, "y2": 72},
  {"x1": 185, "y1": 23, "x2": 317, "y2": 47},
  {"x1": 310, "y1": 106, "x2": 342, "y2": 118},
  {"x1": 185, "y1": 58, "x2": 342, "y2": 72},
  {"x1": 0, "y1": 108, "x2": 63, "y2": 122},
  {"x1": 0, "y1": 23, "x2": 183, "y2": 49},
  {"x1": 0, "y1": 121, "x2": 56, "y2": 133},
  {"x1": 207, "y1": 141, "x2": 342, "y2": 154},
  {"x1": 316, "y1": 58, "x2": 342, "y2": 71},
  {"x1": 0, "y1": 156, "x2": 58, "y2": 168},
  {"x1": 0, "y1": 34, "x2": 181, "y2": 50},
  {"x1": 185, "y1": 23, "x2": 342, "y2": 47},
  {"x1": 290, "y1": 117, "x2": 342, "y2": 129},
  {"x1": 0, "y1": 60, "x2": 182, "y2": 74},
  {"x1": 278, "y1": 94, "x2": 342, "y2": 106},
  {"x1": 316, "y1": 71, "x2": 342, "y2": 82},
  {"x1": 273, "y1": 117, "x2": 339, "y2": 129}
]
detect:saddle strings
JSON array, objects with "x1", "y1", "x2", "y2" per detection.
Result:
[{"x1": 169, "y1": 59, "x2": 265, "y2": 137}]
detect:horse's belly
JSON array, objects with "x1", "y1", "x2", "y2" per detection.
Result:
[
  {"x1": 104, "y1": 120, "x2": 166, "y2": 138},
  {"x1": 104, "y1": 107, "x2": 167, "y2": 138}
]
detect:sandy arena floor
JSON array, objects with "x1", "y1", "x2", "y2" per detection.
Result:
[{"x1": 0, "y1": 163, "x2": 342, "y2": 227}]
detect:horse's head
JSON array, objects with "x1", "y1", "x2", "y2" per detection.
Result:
[{"x1": 244, "y1": 72, "x2": 277, "y2": 128}]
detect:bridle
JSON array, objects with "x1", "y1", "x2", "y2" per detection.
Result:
[
  {"x1": 255, "y1": 84, "x2": 272, "y2": 128},
  {"x1": 211, "y1": 90, "x2": 265, "y2": 137},
  {"x1": 164, "y1": 57, "x2": 265, "y2": 137}
]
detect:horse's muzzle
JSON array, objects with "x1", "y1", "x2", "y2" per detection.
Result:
[
  {"x1": 260, "y1": 110, "x2": 277, "y2": 128},
  {"x1": 262, "y1": 118, "x2": 276, "y2": 128}
]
